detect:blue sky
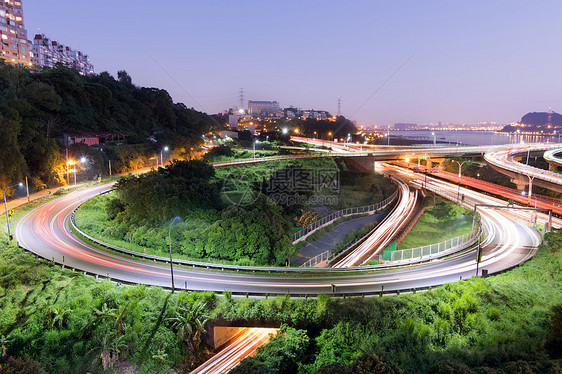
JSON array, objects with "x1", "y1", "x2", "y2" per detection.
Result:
[{"x1": 23, "y1": 0, "x2": 562, "y2": 126}]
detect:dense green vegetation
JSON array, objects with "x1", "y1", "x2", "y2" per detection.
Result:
[
  {"x1": 0, "y1": 62, "x2": 211, "y2": 192},
  {"x1": 397, "y1": 196, "x2": 473, "y2": 250},
  {"x1": 229, "y1": 232, "x2": 562, "y2": 373},
  {"x1": 1, "y1": 226, "x2": 561, "y2": 373},
  {"x1": 75, "y1": 157, "x2": 395, "y2": 267}
]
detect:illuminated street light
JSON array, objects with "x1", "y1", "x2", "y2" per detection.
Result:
[
  {"x1": 67, "y1": 160, "x2": 77, "y2": 187},
  {"x1": 161, "y1": 146, "x2": 169, "y2": 166},
  {"x1": 3, "y1": 183, "x2": 22, "y2": 240},
  {"x1": 282, "y1": 128, "x2": 288, "y2": 135},
  {"x1": 452, "y1": 160, "x2": 468, "y2": 178}
]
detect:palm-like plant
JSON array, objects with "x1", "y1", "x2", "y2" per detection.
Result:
[
  {"x1": 48, "y1": 306, "x2": 72, "y2": 330},
  {"x1": 1, "y1": 334, "x2": 9, "y2": 360},
  {"x1": 168, "y1": 300, "x2": 209, "y2": 353}
]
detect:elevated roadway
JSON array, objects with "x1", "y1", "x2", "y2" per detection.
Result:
[
  {"x1": 484, "y1": 144, "x2": 562, "y2": 194},
  {"x1": 543, "y1": 148, "x2": 562, "y2": 171}
]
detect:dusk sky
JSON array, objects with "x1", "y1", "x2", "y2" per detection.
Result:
[{"x1": 23, "y1": 0, "x2": 562, "y2": 126}]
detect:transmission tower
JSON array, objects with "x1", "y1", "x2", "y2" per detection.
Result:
[
  {"x1": 548, "y1": 106, "x2": 553, "y2": 128},
  {"x1": 337, "y1": 96, "x2": 341, "y2": 116},
  {"x1": 239, "y1": 88, "x2": 245, "y2": 111}
]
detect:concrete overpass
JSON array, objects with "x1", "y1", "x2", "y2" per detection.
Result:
[
  {"x1": 484, "y1": 144, "x2": 562, "y2": 194},
  {"x1": 291, "y1": 136, "x2": 495, "y2": 172},
  {"x1": 543, "y1": 148, "x2": 562, "y2": 172}
]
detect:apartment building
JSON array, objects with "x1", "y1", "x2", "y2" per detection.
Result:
[
  {"x1": 0, "y1": 0, "x2": 31, "y2": 65},
  {"x1": 31, "y1": 34, "x2": 94, "y2": 75}
]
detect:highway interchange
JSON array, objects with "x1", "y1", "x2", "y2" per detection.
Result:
[
  {"x1": 14, "y1": 141, "x2": 560, "y2": 297},
  {"x1": 13, "y1": 140, "x2": 562, "y2": 373}
]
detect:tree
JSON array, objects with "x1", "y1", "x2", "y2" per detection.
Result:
[{"x1": 168, "y1": 300, "x2": 209, "y2": 353}]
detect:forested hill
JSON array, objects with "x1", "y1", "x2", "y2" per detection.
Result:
[
  {"x1": 0, "y1": 61, "x2": 212, "y2": 190},
  {"x1": 520, "y1": 111, "x2": 562, "y2": 127}
]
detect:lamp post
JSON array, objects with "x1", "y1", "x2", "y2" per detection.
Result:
[
  {"x1": 4, "y1": 183, "x2": 22, "y2": 240},
  {"x1": 67, "y1": 160, "x2": 77, "y2": 187},
  {"x1": 452, "y1": 160, "x2": 468, "y2": 178},
  {"x1": 527, "y1": 174, "x2": 535, "y2": 204},
  {"x1": 161, "y1": 146, "x2": 169, "y2": 166},
  {"x1": 168, "y1": 216, "x2": 181, "y2": 293},
  {"x1": 253, "y1": 139, "x2": 259, "y2": 158}
]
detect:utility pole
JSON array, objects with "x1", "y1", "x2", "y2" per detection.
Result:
[
  {"x1": 337, "y1": 96, "x2": 341, "y2": 116},
  {"x1": 25, "y1": 176, "x2": 29, "y2": 203},
  {"x1": 475, "y1": 235, "x2": 482, "y2": 277},
  {"x1": 108, "y1": 160, "x2": 112, "y2": 177},
  {"x1": 65, "y1": 148, "x2": 69, "y2": 184}
]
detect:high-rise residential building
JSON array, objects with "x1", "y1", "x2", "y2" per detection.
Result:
[
  {"x1": 31, "y1": 34, "x2": 94, "y2": 75},
  {"x1": 247, "y1": 100, "x2": 280, "y2": 117},
  {"x1": 0, "y1": 0, "x2": 31, "y2": 66}
]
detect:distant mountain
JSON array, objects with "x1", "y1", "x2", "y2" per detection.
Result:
[
  {"x1": 501, "y1": 111, "x2": 562, "y2": 132},
  {"x1": 520, "y1": 112, "x2": 562, "y2": 127}
]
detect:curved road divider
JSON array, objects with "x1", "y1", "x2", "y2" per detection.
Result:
[{"x1": 68, "y1": 194, "x2": 417, "y2": 274}]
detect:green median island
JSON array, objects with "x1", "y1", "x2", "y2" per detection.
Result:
[
  {"x1": 379, "y1": 196, "x2": 474, "y2": 261},
  {"x1": 74, "y1": 157, "x2": 396, "y2": 268}
]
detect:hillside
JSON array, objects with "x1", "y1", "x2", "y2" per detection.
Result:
[{"x1": 0, "y1": 62, "x2": 212, "y2": 191}]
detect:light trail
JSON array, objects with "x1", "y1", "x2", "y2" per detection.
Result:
[
  {"x1": 191, "y1": 328, "x2": 277, "y2": 374},
  {"x1": 333, "y1": 170, "x2": 418, "y2": 267}
]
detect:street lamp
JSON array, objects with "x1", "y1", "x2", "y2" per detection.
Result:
[
  {"x1": 282, "y1": 128, "x2": 288, "y2": 135},
  {"x1": 4, "y1": 183, "x2": 22, "y2": 240},
  {"x1": 253, "y1": 139, "x2": 259, "y2": 158},
  {"x1": 452, "y1": 160, "x2": 468, "y2": 178},
  {"x1": 526, "y1": 174, "x2": 535, "y2": 203},
  {"x1": 67, "y1": 160, "x2": 77, "y2": 187},
  {"x1": 168, "y1": 216, "x2": 181, "y2": 293},
  {"x1": 161, "y1": 146, "x2": 169, "y2": 166}
]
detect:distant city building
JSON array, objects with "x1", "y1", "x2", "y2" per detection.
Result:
[
  {"x1": 248, "y1": 100, "x2": 280, "y2": 117},
  {"x1": 63, "y1": 132, "x2": 126, "y2": 147},
  {"x1": 0, "y1": 0, "x2": 31, "y2": 66},
  {"x1": 302, "y1": 110, "x2": 330, "y2": 119},
  {"x1": 31, "y1": 34, "x2": 94, "y2": 75},
  {"x1": 394, "y1": 123, "x2": 418, "y2": 130},
  {"x1": 228, "y1": 114, "x2": 239, "y2": 130}
]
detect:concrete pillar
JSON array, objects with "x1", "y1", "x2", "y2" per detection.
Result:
[{"x1": 511, "y1": 177, "x2": 528, "y2": 191}]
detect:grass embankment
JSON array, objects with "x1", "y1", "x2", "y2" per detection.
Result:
[
  {"x1": 2, "y1": 224, "x2": 561, "y2": 373},
  {"x1": 398, "y1": 196, "x2": 473, "y2": 250}
]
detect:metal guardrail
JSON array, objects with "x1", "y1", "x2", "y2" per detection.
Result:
[
  {"x1": 293, "y1": 189, "x2": 399, "y2": 242},
  {"x1": 68, "y1": 204, "x2": 412, "y2": 274},
  {"x1": 301, "y1": 238, "x2": 360, "y2": 267},
  {"x1": 211, "y1": 153, "x2": 367, "y2": 168},
  {"x1": 376, "y1": 225, "x2": 481, "y2": 263}
]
